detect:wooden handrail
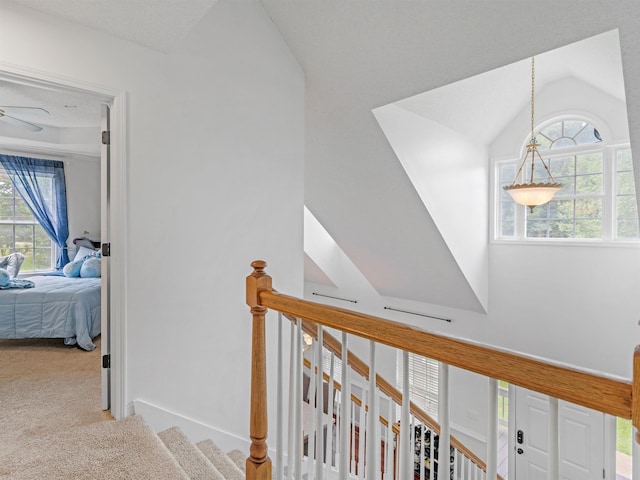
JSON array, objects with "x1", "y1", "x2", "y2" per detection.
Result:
[
  {"x1": 300, "y1": 320, "x2": 493, "y2": 475},
  {"x1": 261, "y1": 288, "x2": 632, "y2": 419},
  {"x1": 246, "y1": 260, "x2": 640, "y2": 480}
]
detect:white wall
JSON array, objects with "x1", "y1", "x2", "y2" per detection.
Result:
[
  {"x1": 64, "y1": 156, "x2": 101, "y2": 255},
  {"x1": 304, "y1": 68, "x2": 640, "y2": 460},
  {"x1": 0, "y1": 0, "x2": 304, "y2": 448}
]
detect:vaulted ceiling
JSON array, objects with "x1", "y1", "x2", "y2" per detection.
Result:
[{"x1": 2, "y1": 0, "x2": 631, "y2": 313}]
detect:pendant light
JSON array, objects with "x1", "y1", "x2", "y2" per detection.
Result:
[{"x1": 504, "y1": 57, "x2": 562, "y2": 212}]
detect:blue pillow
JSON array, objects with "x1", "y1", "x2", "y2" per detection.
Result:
[
  {"x1": 80, "y1": 257, "x2": 101, "y2": 278},
  {"x1": 63, "y1": 259, "x2": 84, "y2": 278},
  {"x1": 0, "y1": 268, "x2": 9, "y2": 287}
]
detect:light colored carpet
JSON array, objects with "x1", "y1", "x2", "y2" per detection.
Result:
[
  {"x1": 0, "y1": 337, "x2": 112, "y2": 465},
  {"x1": 159, "y1": 427, "x2": 225, "y2": 480},
  {"x1": 0, "y1": 415, "x2": 190, "y2": 479},
  {"x1": 226, "y1": 449, "x2": 246, "y2": 473},
  {"x1": 196, "y1": 439, "x2": 244, "y2": 480}
]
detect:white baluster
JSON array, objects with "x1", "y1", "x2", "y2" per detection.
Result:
[
  {"x1": 633, "y1": 426, "x2": 640, "y2": 480},
  {"x1": 295, "y1": 320, "x2": 303, "y2": 480},
  {"x1": 399, "y1": 351, "x2": 411, "y2": 480},
  {"x1": 486, "y1": 378, "x2": 498, "y2": 480},
  {"x1": 316, "y1": 326, "x2": 325, "y2": 480},
  {"x1": 385, "y1": 399, "x2": 393, "y2": 480},
  {"x1": 309, "y1": 340, "x2": 317, "y2": 480},
  {"x1": 358, "y1": 384, "x2": 367, "y2": 479},
  {"x1": 287, "y1": 320, "x2": 296, "y2": 480},
  {"x1": 326, "y1": 352, "x2": 335, "y2": 473},
  {"x1": 352, "y1": 400, "x2": 357, "y2": 474},
  {"x1": 429, "y1": 427, "x2": 434, "y2": 480},
  {"x1": 366, "y1": 341, "x2": 379, "y2": 479},
  {"x1": 420, "y1": 422, "x2": 425, "y2": 480},
  {"x1": 340, "y1": 332, "x2": 351, "y2": 479},
  {"x1": 276, "y1": 313, "x2": 284, "y2": 480},
  {"x1": 438, "y1": 363, "x2": 450, "y2": 480},
  {"x1": 548, "y1": 397, "x2": 559, "y2": 479}
]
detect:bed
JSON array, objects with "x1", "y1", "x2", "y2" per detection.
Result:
[{"x1": 0, "y1": 275, "x2": 101, "y2": 351}]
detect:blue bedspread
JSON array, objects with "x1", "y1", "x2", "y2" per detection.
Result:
[{"x1": 0, "y1": 275, "x2": 101, "y2": 351}]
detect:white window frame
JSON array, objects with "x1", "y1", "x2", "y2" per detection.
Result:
[
  {"x1": 493, "y1": 120, "x2": 639, "y2": 246},
  {"x1": 0, "y1": 166, "x2": 56, "y2": 273}
]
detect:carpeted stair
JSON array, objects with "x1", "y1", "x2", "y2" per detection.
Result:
[{"x1": 0, "y1": 415, "x2": 248, "y2": 480}]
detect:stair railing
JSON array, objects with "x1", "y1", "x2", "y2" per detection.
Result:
[
  {"x1": 300, "y1": 318, "x2": 495, "y2": 479},
  {"x1": 246, "y1": 260, "x2": 638, "y2": 480}
]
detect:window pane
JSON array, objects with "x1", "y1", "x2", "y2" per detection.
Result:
[
  {"x1": 556, "y1": 177, "x2": 575, "y2": 196},
  {"x1": 526, "y1": 220, "x2": 549, "y2": 237},
  {"x1": 618, "y1": 171, "x2": 636, "y2": 196},
  {"x1": 540, "y1": 122, "x2": 562, "y2": 141},
  {"x1": 15, "y1": 224, "x2": 34, "y2": 247},
  {"x1": 575, "y1": 219, "x2": 602, "y2": 238},
  {"x1": 549, "y1": 157, "x2": 575, "y2": 177},
  {"x1": 501, "y1": 202, "x2": 515, "y2": 236},
  {"x1": 549, "y1": 200, "x2": 574, "y2": 220},
  {"x1": 563, "y1": 120, "x2": 587, "y2": 138},
  {"x1": 617, "y1": 196, "x2": 637, "y2": 218},
  {"x1": 618, "y1": 218, "x2": 639, "y2": 239},
  {"x1": 35, "y1": 228, "x2": 50, "y2": 251},
  {"x1": 0, "y1": 197, "x2": 13, "y2": 218},
  {"x1": 576, "y1": 174, "x2": 603, "y2": 195},
  {"x1": 576, "y1": 154, "x2": 602, "y2": 175},
  {"x1": 14, "y1": 197, "x2": 34, "y2": 222},
  {"x1": 617, "y1": 150, "x2": 633, "y2": 172},
  {"x1": 0, "y1": 225, "x2": 12, "y2": 255},
  {"x1": 575, "y1": 198, "x2": 602, "y2": 219},
  {"x1": 548, "y1": 220, "x2": 574, "y2": 238},
  {"x1": 35, "y1": 248, "x2": 52, "y2": 271}
]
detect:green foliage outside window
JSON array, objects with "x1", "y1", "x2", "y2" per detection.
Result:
[{"x1": 0, "y1": 171, "x2": 53, "y2": 272}]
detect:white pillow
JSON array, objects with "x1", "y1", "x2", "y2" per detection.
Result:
[{"x1": 73, "y1": 246, "x2": 98, "y2": 263}]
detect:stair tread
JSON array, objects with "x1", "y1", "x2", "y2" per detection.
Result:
[
  {"x1": 196, "y1": 439, "x2": 245, "y2": 480},
  {"x1": 0, "y1": 415, "x2": 190, "y2": 480},
  {"x1": 159, "y1": 427, "x2": 225, "y2": 480},
  {"x1": 226, "y1": 449, "x2": 246, "y2": 473}
]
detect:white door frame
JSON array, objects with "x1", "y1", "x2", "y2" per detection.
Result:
[{"x1": 0, "y1": 61, "x2": 128, "y2": 419}]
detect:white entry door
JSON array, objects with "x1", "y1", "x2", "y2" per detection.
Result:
[
  {"x1": 514, "y1": 387, "x2": 605, "y2": 480},
  {"x1": 100, "y1": 104, "x2": 111, "y2": 410}
]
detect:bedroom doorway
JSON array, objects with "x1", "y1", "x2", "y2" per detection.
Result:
[{"x1": 0, "y1": 65, "x2": 126, "y2": 417}]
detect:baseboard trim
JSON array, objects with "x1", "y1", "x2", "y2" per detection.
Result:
[{"x1": 133, "y1": 399, "x2": 250, "y2": 454}]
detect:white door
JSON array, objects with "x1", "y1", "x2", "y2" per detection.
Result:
[
  {"x1": 514, "y1": 387, "x2": 605, "y2": 479},
  {"x1": 100, "y1": 104, "x2": 111, "y2": 410}
]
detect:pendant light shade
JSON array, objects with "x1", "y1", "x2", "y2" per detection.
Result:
[{"x1": 504, "y1": 57, "x2": 562, "y2": 212}]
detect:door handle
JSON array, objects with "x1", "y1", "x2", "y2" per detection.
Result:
[
  {"x1": 517, "y1": 447, "x2": 524, "y2": 455},
  {"x1": 517, "y1": 429, "x2": 524, "y2": 444}
]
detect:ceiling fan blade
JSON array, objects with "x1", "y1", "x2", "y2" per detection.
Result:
[
  {"x1": 0, "y1": 106, "x2": 50, "y2": 117},
  {"x1": 0, "y1": 114, "x2": 43, "y2": 132}
]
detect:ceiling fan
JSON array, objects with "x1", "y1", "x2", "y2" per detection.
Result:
[{"x1": 0, "y1": 106, "x2": 49, "y2": 132}]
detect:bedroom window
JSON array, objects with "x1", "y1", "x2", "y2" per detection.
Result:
[
  {"x1": 0, "y1": 169, "x2": 54, "y2": 272},
  {"x1": 496, "y1": 118, "x2": 638, "y2": 242},
  {"x1": 397, "y1": 351, "x2": 439, "y2": 419}
]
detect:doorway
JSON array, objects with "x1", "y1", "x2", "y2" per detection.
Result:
[
  {"x1": 512, "y1": 386, "x2": 612, "y2": 479},
  {"x1": 0, "y1": 65, "x2": 125, "y2": 416}
]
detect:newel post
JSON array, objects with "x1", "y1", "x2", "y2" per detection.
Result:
[{"x1": 245, "y1": 260, "x2": 273, "y2": 480}]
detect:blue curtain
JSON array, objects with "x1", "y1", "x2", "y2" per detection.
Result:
[{"x1": 0, "y1": 155, "x2": 70, "y2": 269}]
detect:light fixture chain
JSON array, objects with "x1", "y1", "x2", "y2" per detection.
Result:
[{"x1": 531, "y1": 56, "x2": 535, "y2": 142}]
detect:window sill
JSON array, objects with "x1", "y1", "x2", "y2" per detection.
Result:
[{"x1": 491, "y1": 238, "x2": 640, "y2": 249}]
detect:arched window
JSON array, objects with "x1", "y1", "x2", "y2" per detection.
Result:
[{"x1": 496, "y1": 118, "x2": 638, "y2": 241}]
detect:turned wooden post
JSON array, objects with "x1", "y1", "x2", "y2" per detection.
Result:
[{"x1": 246, "y1": 260, "x2": 273, "y2": 480}]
